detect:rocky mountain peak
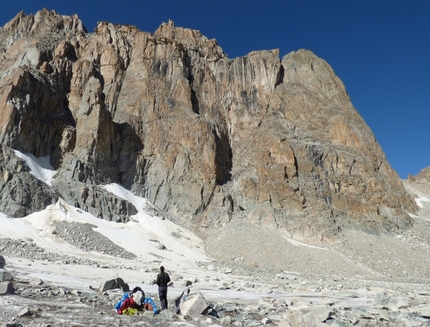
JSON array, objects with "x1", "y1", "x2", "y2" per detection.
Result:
[
  {"x1": 0, "y1": 10, "x2": 418, "y2": 245},
  {"x1": 153, "y1": 19, "x2": 226, "y2": 62},
  {"x1": 1, "y1": 9, "x2": 86, "y2": 45},
  {"x1": 409, "y1": 167, "x2": 430, "y2": 183}
]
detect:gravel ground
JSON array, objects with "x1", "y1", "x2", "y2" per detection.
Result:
[
  {"x1": 0, "y1": 238, "x2": 100, "y2": 266},
  {"x1": 204, "y1": 178, "x2": 430, "y2": 284},
  {"x1": 53, "y1": 221, "x2": 136, "y2": 259},
  {"x1": 1, "y1": 178, "x2": 430, "y2": 326}
]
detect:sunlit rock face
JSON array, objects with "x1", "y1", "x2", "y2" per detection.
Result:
[{"x1": 0, "y1": 9, "x2": 417, "y2": 242}]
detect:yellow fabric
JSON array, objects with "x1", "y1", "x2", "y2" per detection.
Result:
[{"x1": 122, "y1": 308, "x2": 139, "y2": 315}]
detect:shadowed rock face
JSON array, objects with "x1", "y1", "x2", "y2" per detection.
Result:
[{"x1": 0, "y1": 9, "x2": 417, "y2": 242}]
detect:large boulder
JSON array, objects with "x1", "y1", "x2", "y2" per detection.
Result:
[{"x1": 179, "y1": 288, "x2": 208, "y2": 318}]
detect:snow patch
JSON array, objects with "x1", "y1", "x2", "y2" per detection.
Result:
[
  {"x1": 0, "y1": 191, "x2": 210, "y2": 270},
  {"x1": 13, "y1": 150, "x2": 56, "y2": 186},
  {"x1": 415, "y1": 194, "x2": 430, "y2": 208},
  {"x1": 283, "y1": 236, "x2": 326, "y2": 250},
  {"x1": 101, "y1": 183, "x2": 149, "y2": 212},
  {"x1": 100, "y1": 183, "x2": 209, "y2": 262}
]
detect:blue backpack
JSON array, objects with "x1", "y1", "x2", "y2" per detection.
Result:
[
  {"x1": 114, "y1": 292, "x2": 130, "y2": 311},
  {"x1": 143, "y1": 297, "x2": 160, "y2": 314}
]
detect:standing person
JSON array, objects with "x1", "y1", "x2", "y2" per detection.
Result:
[{"x1": 155, "y1": 266, "x2": 171, "y2": 310}]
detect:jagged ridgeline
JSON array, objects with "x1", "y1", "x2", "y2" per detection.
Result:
[{"x1": 0, "y1": 9, "x2": 417, "y2": 243}]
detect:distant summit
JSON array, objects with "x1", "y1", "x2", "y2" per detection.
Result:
[
  {"x1": 409, "y1": 167, "x2": 430, "y2": 184},
  {"x1": 0, "y1": 9, "x2": 417, "y2": 246}
]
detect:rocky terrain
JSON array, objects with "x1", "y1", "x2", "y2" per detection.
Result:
[
  {"x1": 1, "y1": 8, "x2": 430, "y2": 327},
  {"x1": 0, "y1": 171, "x2": 430, "y2": 326},
  {"x1": 2, "y1": 258, "x2": 430, "y2": 327}
]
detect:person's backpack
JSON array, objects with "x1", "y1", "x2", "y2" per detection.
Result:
[
  {"x1": 114, "y1": 292, "x2": 130, "y2": 311},
  {"x1": 143, "y1": 297, "x2": 160, "y2": 314}
]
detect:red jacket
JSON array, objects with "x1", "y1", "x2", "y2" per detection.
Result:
[{"x1": 117, "y1": 297, "x2": 137, "y2": 314}]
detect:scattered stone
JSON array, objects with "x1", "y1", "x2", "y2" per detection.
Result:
[
  {"x1": 277, "y1": 273, "x2": 298, "y2": 280},
  {"x1": 418, "y1": 306, "x2": 430, "y2": 319},
  {"x1": 17, "y1": 307, "x2": 32, "y2": 317},
  {"x1": 309, "y1": 306, "x2": 335, "y2": 322},
  {"x1": 156, "y1": 244, "x2": 167, "y2": 250},
  {"x1": 0, "y1": 269, "x2": 13, "y2": 282},
  {"x1": 30, "y1": 278, "x2": 43, "y2": 286},
  {"x1": 220, "y1": 315, "x2": 232, "y2": 324},
  {"x1": 159, "y1": 309, "x2": 176, "y2": 319},
  {"x1": 0, "y1": 281, "x2": 14, "y2": 294},
  {"x1": 378, "y1": 308, "x2": 390, "y2": 321},
  {"x1": 143, "y1": 310, "x2": 155, "y2": 317},
  {"x1": 325, "y1": 318, "x2": 348, "y2": 326},
  {"x1": 396, "y1": 299, "x2": 410, "y2": 309},
  {"x1": 262, "y1": 317, "x2": 272, "y2": 325}
]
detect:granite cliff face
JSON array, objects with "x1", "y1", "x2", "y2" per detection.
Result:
[{"x1": 0, "y1": 9, "x2": 417, "y2": 243}]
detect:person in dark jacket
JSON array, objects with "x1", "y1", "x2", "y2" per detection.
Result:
[{"x1": 155, "y1": 266, "x2": 171, "y2": 310}]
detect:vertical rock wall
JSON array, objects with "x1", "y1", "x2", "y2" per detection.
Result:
[{"x1": 0, "y1": 10, "x2": 417, "y2": 242}]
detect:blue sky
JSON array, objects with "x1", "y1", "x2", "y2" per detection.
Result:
[{"x1": 1, "y1": 0, "x2": 429, "y2": 178}]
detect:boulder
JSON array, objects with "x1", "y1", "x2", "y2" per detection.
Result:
[
  {"x1": 17, "y1": 307, "x2": 32, "y2": 317},
  {"x1": 30, "y1": 278, "x2": 43, "y2": 286},
  {"x1": 418, "y1": 305, "x2": 430, "y2": 319},
  {"x1": 159, "y1": 309, "x2": 176, "y2": 320},
  {"x1": 283, "y1": 311, "x2": 325, "y2": 327},
  {"x1": 179, "y1": 288, "x2": 208, "y2": 318},
  {"x1": 0, "y1": 281, "x2": 15, "y2": 294},
  {"x1": 101, "y1": 277, "x2": 129, "y2": 293},
  {"x1": 0, "y1": 256, "x2": 5, "y2": 268},
  {"x1": 0, "y1": 269, "x2": 13, "y2": 282},
  {"x1": 306, "y1": 306, "x2": 335, "y2": 322}
]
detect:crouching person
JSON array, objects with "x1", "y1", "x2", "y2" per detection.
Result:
[
  {"x1": 114, "y1": 286, "x2": 160, "y2": 315},
  {"x1": 115, "y1": 287, "x2": 144, "y2": 315}
]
